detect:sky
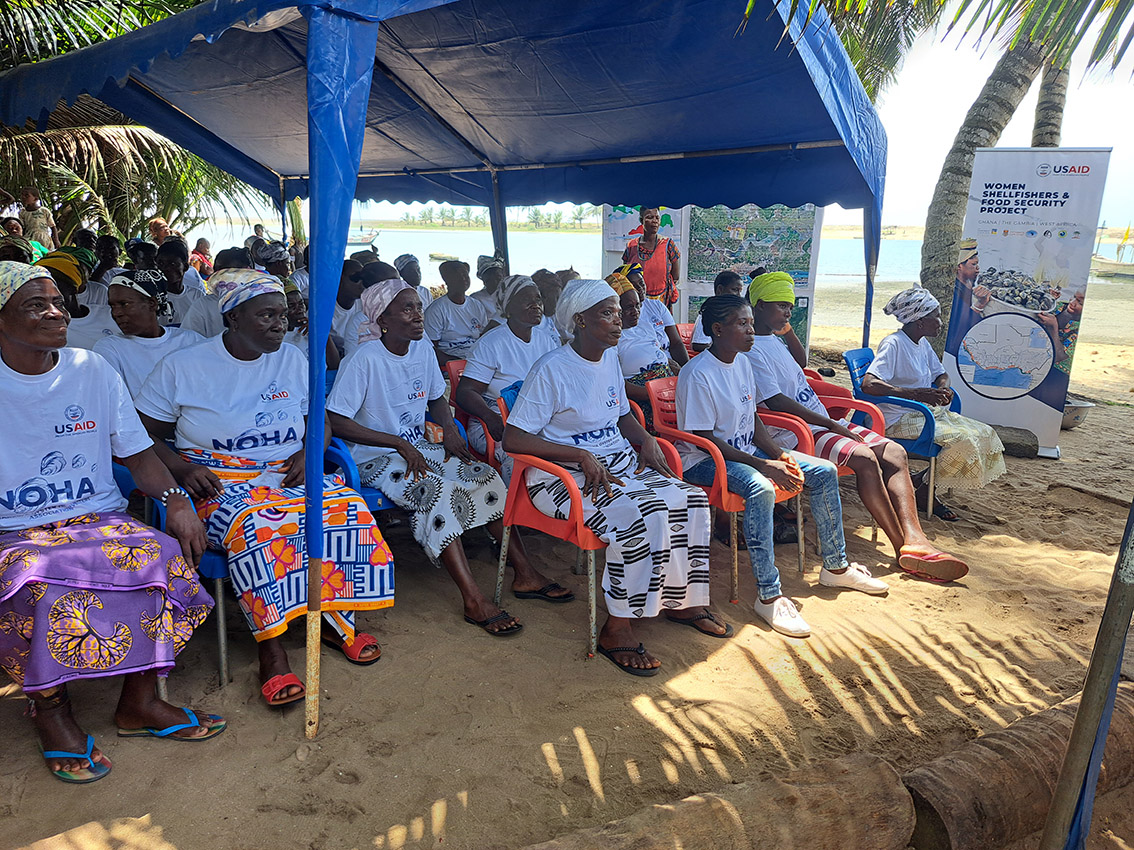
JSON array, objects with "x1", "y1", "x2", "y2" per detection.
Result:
[{"x1": 358, "y1": 25, "x2": 1133, "y2": 231}]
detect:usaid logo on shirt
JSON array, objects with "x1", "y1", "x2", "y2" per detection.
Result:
[
  {"x1": 407, "y1": 378, "x2": 426, "y2": 402},
  {"x1": 259, "y1": 380, "x2": 291, "y2": 403},
  {"x1": 55, "y1": 403, "x2": 97, "y2": 436},
  {"x1": 739, "y1": 385, "x2": 753, "y2": 406},
  {"x1": 605, "y1": 386, "x2": 620, "y2": 409}
]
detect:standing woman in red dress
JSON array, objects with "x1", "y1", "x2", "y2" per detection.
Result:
[{"x1": 621, "y1": 207, "x2": 680, "y2": 309}]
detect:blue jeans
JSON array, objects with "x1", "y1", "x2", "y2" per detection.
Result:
[{"x1": 683, "y1": 450, "x2": 849, "y2": 601}]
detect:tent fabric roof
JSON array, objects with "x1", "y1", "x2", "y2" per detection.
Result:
[{"x1": 0, "y1": 0, "x2": 885, "y2": 215}]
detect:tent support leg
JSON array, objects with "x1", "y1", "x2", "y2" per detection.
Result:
[{"x1": 488, "y1": 169, "x2": 509, "y2": 270}]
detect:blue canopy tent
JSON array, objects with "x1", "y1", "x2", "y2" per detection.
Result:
[{"x1": 1, "y1": 0, "x2": 886, "y2": 736}]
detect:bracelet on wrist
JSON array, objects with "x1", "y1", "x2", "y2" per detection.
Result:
[{"x1": 159, "y1": 487, "x2": 191, "y2": 507}]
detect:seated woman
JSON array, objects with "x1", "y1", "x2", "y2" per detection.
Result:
[
  {"x1": 422, "y1": 260, "x2": 490, "y2": 365},
  {"x1": 93, "y1": 272, "x2": 205, "y2": 398},
  {"x1": 678, "y1": 295, "x2": 888, "y2": 638},
  {"x1": 328, "y1": 280, "x2": 571, "y2": 635},
  {"x1": 615, "y1": 263, "x2": 688, "y2": 365},
  {"x1": 504, "y1": 280, "x2": 725, "y2": 677},
  {"x1": 0, "y1": 262, "x2": 223, "y2": 785},
  {"x1": 862, "y1": 287, "x2": 1006, "y2": 521},
  {"x1": 35, "y1": 251, "x2": 119, "y2": 349},
  {"x1": 607, "y1": 273, "x2": 680, "y2": 433},
  {"x1": 745, "y1": 272, "x2": 969, "y2": 583},
  {"x1": 691, "y1": 271, "x2": 746, "y2": 352},
  {"x1": 135, "y1": 271, "x2": 394, "y2": 708},
  {"x1": 455, "y1": 275, "x2": 559, "y2": 479}
]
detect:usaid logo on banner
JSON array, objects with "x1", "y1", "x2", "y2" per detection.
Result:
[{"x1": 1036, "y1": 162, "x2": 1091, "y2": 177}]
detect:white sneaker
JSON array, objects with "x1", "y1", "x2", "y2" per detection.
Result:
[
  {"x1": 753, "y1": 596, "x2": 811, "y2": 638},
  {"x1": 819, "y1": 563, "x2": 890, "y2": 595}
]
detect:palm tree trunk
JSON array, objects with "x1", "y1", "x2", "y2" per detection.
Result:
[
  {"x1": 1031, "y1": 60, "x2": 1069, "y2": 146},
  {"x1": 920, "y1": 41, "x2": 1047, "y2": 346}
]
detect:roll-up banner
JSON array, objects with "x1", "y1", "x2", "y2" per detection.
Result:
[{"x1": 943, "y1": 147, "x2": 1111, "y2": 458}]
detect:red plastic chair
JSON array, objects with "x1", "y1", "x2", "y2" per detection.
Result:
[
  {"x1": 445, "y1": 358, "x2": 501, "y2": 469},
  {"x1": 648, "y1": 378, "x2": 814, "y2": 601},
  {"x1": 675, "y1": 322, "x2": 697, "y2": 358},
  {"x1": 495, "y1": 396, "x2": 683, "y2": 656}
]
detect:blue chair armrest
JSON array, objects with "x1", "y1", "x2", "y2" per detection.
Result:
[
  {"x1": 865, "y1": 395, "x2": 937, "y2": 454},
  {"x1": 325, "y1": 438, "x2": 361, "y2": 491},
  {"x1": 949, "y1": 392, "x2": 962, "y2": 414}
]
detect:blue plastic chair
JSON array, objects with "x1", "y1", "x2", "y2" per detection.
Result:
[{"x1": 844, "y1": 347, "x2": 961, "y2": 521}]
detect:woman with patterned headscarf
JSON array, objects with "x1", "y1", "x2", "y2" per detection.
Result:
[
  {"x1": 136, "y1": 269, "x2": 395, "y2": 707},
  {"x1": 329, "y1": 280, "x2": 566, "y2": 636},
  {"x1": 607, "y1": 271, "x2": 680, "y2": 433},
  {"x1": 861, "y1": 287, "x2": 1006, "y2": 521},
  {"x1": 0, "y1": 261, "x2": 223, "y2": 785},
  {"x1": 615, "y1": 262, "x2": 687, "y2": 365}
]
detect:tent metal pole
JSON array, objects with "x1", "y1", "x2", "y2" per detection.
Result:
[
  {"x1": 279, "y1": 179, "x2": 288, "y2": 244},
  {"x1": 1038, "y1": 504, "x2": 1134, "y2": 849},
  {"x1": 488, "y1": 169, "x2": 509, "y2": 269}
]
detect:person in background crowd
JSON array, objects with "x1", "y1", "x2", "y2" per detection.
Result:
[
  {"x1": 615, "y1": 262, "x2": 687, "y2": 365},
  {"x1": 606, "y1": 273, "x2": 680, "y2": 433},
  {"x1": 678, "y1": 294, "x2": 888, "y2": 638},
  {"x1": 253, "y1": 240, "x2": 292, "y2": 283},
  {"x1": 0, "y1": 232, "x2": 34, "y2": 263},
  {"x1": 745, "y1": 272, "x2": 969, "y2": 583},
  {"x1": 472, "y1": 255, "x2": 506, "y2": 325},
  {"x1": 125, "y1": 238, "x2": 158, "y2": 272},
  {"x1": 555, "y1": 267, "x2": 579, "y2": 288},
  {"x1": 137, "y1": 270, "x2": 394, "y2": 707},
  {"x1": 59, "y1": 245, "x2": 107, "y2": 308},
  {"x1": 35, "y1": 251, "x2": 119, "y2": 348},
  {"x1": 504, "y1": 279, "x2": 723, "y2": 676},
  {"x1": 91, "y1": 234, "x2": 124, "y2": 286},
  {"x1": 350, "y1": 248, "x2": 379, "y2": 266},
  {"x1": 622, "y1": 207, "x2": 680, "y2": 308},
  {"x1": 289, "y1": 245, "x2": 310, "y2": 297},
  {"x1": 328, "y1": 280, "x2": 568, "y2": 637},
  {"x1": 94, "y1": 272, "x2": 206, "y2": 398},
  {"x1": 147, "y1": 217, "x2": 172, "y2": 245},
  {"x1": 70, "y1": 229, "x2": 97, "y2": 252},
  {"x1": 862, "y1": 287, "x2": 1006, "y2": 522},
  {"x1": 0, "y1": 261, "x2": 224, "y2": 785},
  {"x1": 342, "y1": 262, "x2": 401, "y2": 357},
  {"x1": 1, "y1": 218, "x2": 45, "y2": 261},
  {"x1": 190, "y1": 238, "x2": 213, "y2": 277},
  {"x1": 18, "y1": 187, "x2": 58, "y2": 250},
  {"x1": 253, "y1": 223, "x2": 265, "y2": 239},
  {"x1": 282, "y1": 278, "x2": 340, "y2": 369},
  {"x1": 154, "y1": 239, "x2": 205, "y2": 325},
  {"x1": 393, "y1": 253, "x2": 434, "y2": 308},
  {"x1": 423, "y1": 259, "x2": 489, "y2": 365},
  {"x1": 331, "y1": 259, "x2": 365, "y2": 350},
  {"x1": 179, "y1": 247, "x2": 253, "y2": 337},
  {"x1": 455, "y1": 274, "x2": 559, "y2": 478},
  {"x1": 530, "y1": 269, "x2": 566, "y2": 344},
  {"x1": 692, "y1": 270, "x2": 747, "y2": 352}
]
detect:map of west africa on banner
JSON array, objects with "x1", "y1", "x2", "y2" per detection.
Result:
[{"x1": 943, "y1": 147, "x2": 1111, "y2": 457}]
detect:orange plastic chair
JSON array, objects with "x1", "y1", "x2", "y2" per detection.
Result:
[
  {"x1": 647, "y1": 377, "x2": 814, "y2": 602},
  {"x1": 675, "y1": 323, "x2": 696, "y2": 358},
  {"x1": 444, "y1": 358, "x2": 501, "y2": 469},
  {"x1": 494, "y1": 395, "x2": 683, "y2": 656}
]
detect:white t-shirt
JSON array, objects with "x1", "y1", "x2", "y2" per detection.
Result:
[
  {"x1": 97, "y1": 266, "x2": 129, "y2": 286},
  {"x1": 331, "y1": 301, "x2": 360, "y2": 348},
  {"x1": 416, "y1": 285, "x2": 434, "y2": 308},
  {"x1": 326, "y1": 337, "x2": 445, "y2": 465},
  {"x1": 463, "y1": 323, "x2": 557, "y2": 403},
  {"x1": 743, "y1": 334, "x2": 827, "y2": 449},
  {"x1": 93, "y1": 326, "x2": 205, "y2": 399},
  {"x1": 180, "y1": 292, "x2": 224, "y2": 337},
  {"x1": 66, "y1": 305, "x2": 120, "y2": 350},
  {"x1": 423, "y1": 295, "x2": 490, "y2": 358},
  {"x1": 183, "y1": 266, "x2": 206, "y2": 293},
  {"x1": 290, "y1": 268, "x2": 310, "y2": 298},
  {"x1": 616, "y1": 322, "x2": 668, "y2": 378},
  {"x1": 640, "y1": 298, "x2": 675, "y2": 350},
  {"x1": 691, "y1": 314, "x2": 711, "y2": 347},
  {"x1": 77, "y1": 280, "x2": 109, "y2": 308},
  {"x1": 537, "y1": 316, "x2": 565, "y2": 346},
  {"x1": 0, "y1": 348, "x2": 153, "y2": 531},
  {"x1": 136, "y1": 335, "x2": 308, "y2": 463},
  {"x1": 676, "y1": 351, "x2": 757, "y2": 470},
  {"x1": 341, "y1": 308, "x2": 367, "y2": 358},
  {"x1": 283, "y1": 329, "x2": 314, "y2": 359},
  {"x1": 470, "y1": 288, "x2": 503, "y2": 325},
  {"x1": 509, "y1": 345, "x2": 632, "y2": 457},
  {"x1": 163, "y1": 286, "x2": 206, "y2": 326},
  {"x1": 866, "y1": 331, "x2": 946, "y2": 427}
]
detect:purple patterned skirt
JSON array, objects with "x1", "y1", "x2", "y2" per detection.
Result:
[{"x1": 0, "y1": 512, "x2": 213, "y2": 693}]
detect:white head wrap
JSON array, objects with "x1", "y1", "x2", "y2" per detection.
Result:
[
  {"x1": 359, "y1": 278, "x2": 413, "y2": 342},
  {"x1": 554, "y1": 279, "x2": 618, "y2": 339},
  {"x1": 496, "y1": 274, "x2": 539, "y2": 318},
  {"x1": 883, "y1": 286, "x2": 940, "y2": 325}
]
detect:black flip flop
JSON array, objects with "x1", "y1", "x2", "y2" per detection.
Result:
[
  {"x1": 597, "y1": 643, "x2": 660, "y2": 677},
  {"x1": 513, "y1": 582, "x2": 575, "y2": 603},
  {"x1": 664, "y1": 611, "x2": 735, "y2": 639},
  {"x1": 464, "y1": 610, "x2": 524, "y2": 637},
  {"x1": 933, "y1": 502, "x2": 961, "y2": 522}
]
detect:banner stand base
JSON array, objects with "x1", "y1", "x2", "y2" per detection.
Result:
[{"x1": 1037, "y1": 446, "x2": 1062, "y2": 460}]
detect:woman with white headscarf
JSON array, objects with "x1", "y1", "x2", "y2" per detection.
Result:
[
  {"x1": 328, "y1": 280, "x2": 572, "y2": 637},
  {"x1": 862, "y1": 286, "x2": 1006, "y2": 520},
  {"x1": 504, "y1": 280, "x2": 724, "y2": 678}
]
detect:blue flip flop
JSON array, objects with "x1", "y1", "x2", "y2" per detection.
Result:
[
  {"x1": 117, "y1": 707, "x2": 226, "y2": 741},
  {"x1": 42, "y1": 734, "x2": 112, "y2": 784}
]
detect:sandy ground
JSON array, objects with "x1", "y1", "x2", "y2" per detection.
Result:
[{"x1": 4, "y1": 334, "x2": 1134, "y2": 850}]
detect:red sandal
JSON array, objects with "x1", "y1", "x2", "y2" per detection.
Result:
[
  {"x1": 898, "y1": 549, "x2": 969, "y2": 583},
  {"x1": 261, "y1": 673, "x2": 305, "y2": 707},
  {"x1": 321, "y1": 632, "x2": 382, "y2": 666}
]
